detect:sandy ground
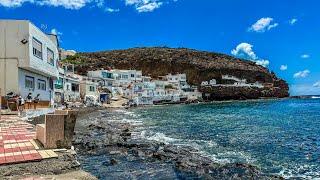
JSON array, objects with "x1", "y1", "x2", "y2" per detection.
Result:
[
  {"x1": 22, "y1": 170, "x2": 97, "y2": 180},
  {"x1": 103, "y1": 97, "x2": 128, "y2": 108}
]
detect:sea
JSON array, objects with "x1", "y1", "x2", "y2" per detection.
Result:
[{"x1": 79, "y1": 98, "x2": 320, "y2": 179}]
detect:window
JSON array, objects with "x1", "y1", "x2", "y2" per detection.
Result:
[
  {"x1": 49, "y1": 78, "x2": 54, "y2": 90},
  {"x1": 131, "y1": 74, "x2": 135, "y2": 78},
  {"x1": 32, "y1": 37, "x2": 42, "y2": 59},
  {"x1": 55, "y1": 78, "x2": 63, "y2": 89},
  {"x1": 25, "y1": 76, "x2": 34, "y2": 90},
  {"x1": 89, "y1": 86, "x2": 95, "y2": 92},
  {"x1": 47, "y1": 48, "x2": 54, "y2": 66},
  {"x1": 122, "y1": 75, "x2": 129, "y2": 79},
  {"x1": 102, "y1": 72, "x2": 113, "y2": 79},
  {"x1": 71, "y1": 83, "x2": 79, "y2": 92},
  {"x1": 37, "y1": 79, "x2": 46, "y2": 91}
]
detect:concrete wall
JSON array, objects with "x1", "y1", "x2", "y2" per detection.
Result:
[
  {"x1": 18, "y1": 68, "x2": 52, "y2": 101},
  {"x1": 0, "y1": 20, "x2": 29, "y2": 66},
  {"x1": 0, "y1": 59, "x2": 19, "y2": 96},
  {"x1": 27, "y1": 22, "x2": 59, "y2": 77},
  {"x1": 80, "y1": 81, "x2": 98, "y2": 98},
  {"x1": 0, "y1": 20, "x2": 59, "y2": 77},
  {"x1": 0, "y1": 20, "x2": 59, "y2": 98}
]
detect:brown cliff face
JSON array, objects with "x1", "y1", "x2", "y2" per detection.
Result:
[{"x1": 64, "y1": 47, "x2": 289, "y2": 100}]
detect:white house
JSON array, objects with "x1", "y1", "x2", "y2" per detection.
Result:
[
  {"x1": 79, "y1": 76, "x2": 99, "y2": 103},
  {"x1": 63, "y1": 73, "x2": 81, "y2": 102},
  {"x1": 0, "y1": 20, "x2": 59, "y2": 106},
  {"x1": 53, "y1": 66, "x2": 65, "y2": 103},
  {"x1": 153, "y1": 80, "x2": 168, "y2": 102},
  {"x1": 201, "y1": 81, "x2": 209, "y2": 86},
  {"x1": 222, "y1": 75, "x2": 247, "y2": 84},
  {"x1": 112, "y1": 69, "x2": 142, "y2": 87},
  {"x1": 88, "y1": 69, "x2": 143, "y2": 98},
  {"x1": 165, "y1": 73, "x2": 189, "y2": 90},
  {"x1": 88, "y1": 69, "x2": 114, "y2": 88}
]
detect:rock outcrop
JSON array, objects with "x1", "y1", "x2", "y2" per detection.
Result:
[
  {"x1": 74, "y1": 109, "x2": 282, "y2": 179},
  {"x1": 63, "y1": 47, "x2": 289, "y2": 100}
]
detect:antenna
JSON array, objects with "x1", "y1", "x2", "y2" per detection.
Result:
[{"x1": 41, "y1": 24, "x2": 47, "y2": 31}]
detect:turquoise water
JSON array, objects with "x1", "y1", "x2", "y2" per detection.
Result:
[{"x1": 132, "y1": 98, "x2": 320, "y2": 178}]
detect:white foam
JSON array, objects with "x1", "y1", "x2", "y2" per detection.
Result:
[
  {"x1": 277, "y1": 164, "x2": 320, "y2": 179},
  {"x1": 139, "y1": 130, "x2": 178, "y2": 144},
  {"x1": 217, "y1": 151, "x2": 256, "y2": 164}
]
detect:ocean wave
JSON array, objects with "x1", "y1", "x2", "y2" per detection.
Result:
[
  {"x1": 277, "y1": 164, "x2": 320, "y2": 179},
  {"x1": 137, "y1": 130, "x2": 249, "y2": 164},
  {"x1": 217, "y1": 151, "x2": 256, "y2": 164},
  {"x1": 140, "y1": 131, "x2": 178, "y2": 144},
  {"x1": 114, "y1": 109, "x2": 140, "y2": 117}
]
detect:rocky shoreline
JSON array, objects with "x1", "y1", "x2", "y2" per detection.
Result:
[
  {"x1": 73, "y1": 108, "x2": 283, "y2": 179},
  {"x1": 0, "y1": 149, "x2": 95, "y2": 179}
]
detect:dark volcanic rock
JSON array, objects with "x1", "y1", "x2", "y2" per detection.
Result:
[
  {"x1": 64, "y1": 47, "x2": 289, "y2": 100},
  {"x1": 74, "y1": 110, "x2": 283, "y2": 179}
]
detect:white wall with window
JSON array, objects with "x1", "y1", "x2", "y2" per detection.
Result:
[
  {"x1": 47, "y1": 48, "x2": 54, "y2": 66},
  {"x1": 37, "y1": 79, "x2": 46, "y2": 91},
  {"x1": 18, "y1": 68, "x2": 51, "y2": 101},
  {"x1": 32, "y1": 37, "x2": 43, "y2": 59},
  {"x1": 28, "y1": 22, "x2": 59, "y2": 78},
  {"x1": 0, "y1": 20, "x2": 58, "y2": 102}
]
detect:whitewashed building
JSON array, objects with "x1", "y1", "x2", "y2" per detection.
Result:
[
  {"x1": 165, "y1": 73, "x2": 190, "y2": 90},
  {"x1": 54, "y1": 64, "x2": 81, "y2": 103},
  {"x1": 79, "y1": 76, "x2": 99, "y2": 103},
  {"x1": 88, "y1": 69, "x2": 114, "y2": 88},
  {"x1": 88, "y1": 69, "x2": 142, "y2": 97},
  {"x1": 0, "y1": 20, "x2": 59, "y2": 106},
  {"x1": 63, "y1": 73, "x2": 80, "y2": 102}
]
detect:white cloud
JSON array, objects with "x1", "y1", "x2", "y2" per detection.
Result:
[
  {"x1": 125, "y1": 0, "x2": 163, "y2": 13},
  {"x1": 293, "y1": 70, "x2": 310, "y2": 78},
  {"x1": 231, "y1": 43, "x2": 257, "y2": 60},
  {"x1": 94, "y1": 0, "x2": 104, "y2": 7},
  {"x1": 50, "y1": 28, "x2": 62, "y2": 36},
  {"x1": 38, "y1": 0, "x2": 90, "y2": 9},
  {"x1": 249, "y1": 17, "x2": 279, "y2": 33},
  {"x1": 0, "y1": 0, "x2": 32, "y2": 7},
  {"x1": 0, "y1": 0, "x2": 175, "y2": 12},
  {"x1": 50, "y1": 28, "x2": 63, "y2": 42},
  {"x1": 136, "y1": 2, "x2": 162, "y2": 12},
  {"x1": 280, "y1": 65, "x2": 288, "y2": 71},
  {"x1": 313, "y1": 81, "x2": 320, "y2": 87},
  {"x1": 290, "y1": 84, "x2": 320, "y2": 96},
  {"x1": 267, "y1": 22, "x2": 278, "y2": 30},
  {"x1": 255, "y1": 60, "x2": 270, "y2": 67},
  {"x1": 0, "y1": 0, "x2": 101, "y2": 9},
  {"x1": 231, "y1": 42, "x2": 269, "y2": 67},
  {"x1": 105, "y1": 7, "x2": 119, "y2": 13},
  {"x1": 301, "y1": 54, "x2": 310, "y2": 59},
  {"x1": 289, "y1": 18, "x2": 298, "y2": 25}
]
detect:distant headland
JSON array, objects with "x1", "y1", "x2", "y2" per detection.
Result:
[{"x1": 63, "y1": 47, "x2": 289, "y2": 100}]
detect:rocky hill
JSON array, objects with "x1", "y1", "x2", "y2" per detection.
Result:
[{"x1": 63, "y1": 47, "x2": 289, "y2": 100}]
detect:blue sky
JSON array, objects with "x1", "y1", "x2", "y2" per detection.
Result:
[{"x1": 0, "y1": 0, "x2": 319, "y2": 95}]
